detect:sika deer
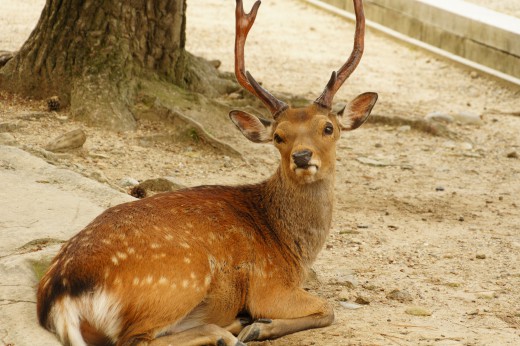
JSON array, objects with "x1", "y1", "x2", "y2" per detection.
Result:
[{"x1": 36, "y1": 0, "x2": 377, "y2": 345}]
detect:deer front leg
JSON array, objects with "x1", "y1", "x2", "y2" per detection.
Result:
[{"x1": 238, "y1": 288, "x2": 334, "y2": 342}]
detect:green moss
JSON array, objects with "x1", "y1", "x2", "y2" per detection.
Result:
[
  {"x1": 187, "y1": 128, "x2": 200, "y2": 143},
  {"x1": 29, "y1": 258, "x2": 52, "y2": 281}
]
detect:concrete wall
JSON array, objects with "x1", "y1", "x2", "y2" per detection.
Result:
[{"x1": 318, "y1": 0, "x2": 520, "y2": 79}]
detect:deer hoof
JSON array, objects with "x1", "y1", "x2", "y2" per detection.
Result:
[
  {"x1": 256, "y1": 318, "x2": 272, "y2": 324},
  {"x1": 217, "y1": 337, "x2": 245, "y2": 346},
  {"x1": 237, "y1": 324, "x2": 261, "y2": 342}
]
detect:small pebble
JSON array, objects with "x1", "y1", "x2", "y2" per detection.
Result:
[
  {"x1": 119, "y1": 177, "x2": 139, "y2": 187},
  {"x1": 460, "y1": 142, "x2": 473, "y2": 150},
  {"x1": 477, "y1": 292, "x2": 495, "y2": 299},
  {"x1": 425, "y1": 112, "x2": 454, "y2": 123},
  {"x1": 476, "y1": 254, "x2": 486, "y2": 259},
  {"x1": 355, "y1": 296, "x2": 370, "y2": 305},
  {"x1": 387, "y1": 289, "x2": 413, "y2": 303},
  {"x1": 45, "y1": 128, "x2": 86, "y2": 152},
  {"x1": 506, "y1": 151, "x2": 518, "y2": 159},
  {"x1": 339, "y1": 301, "x2": 363, "y2": 310},
  {"x1": 405, "y1": 306, "x2": 432, "y2": 316},
  {"x1": 436, "y1": 186, "x2": 445, "y2": 192},
  {"x1": 453, "y1": 111, "x2": 482, "y2": 125}
]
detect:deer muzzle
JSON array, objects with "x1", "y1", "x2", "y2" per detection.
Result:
[{"x1": 292, "y1": 150, "x2": 313, "y2": 168}]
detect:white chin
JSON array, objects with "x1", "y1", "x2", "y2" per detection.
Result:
[
  {"x1": 294, "y1": 166, "x2": 318, "y2": 183},
  {"x1": 295, "y1": 166, "x2": 317, "y2": 176}
]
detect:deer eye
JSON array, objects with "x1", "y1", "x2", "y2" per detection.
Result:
[
  {"x1": 273, "y1": 133, "x2": 284, "y2": 144},
  {"x1": 323, "y1": 123, "x2": 334, "y2": 136}
]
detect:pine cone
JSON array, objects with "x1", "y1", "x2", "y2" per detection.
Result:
[{"x1": 47, "y1": 96, "x2": 61, "y2": 111}]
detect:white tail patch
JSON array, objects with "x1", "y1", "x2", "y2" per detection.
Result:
[
  {"x1": 51, "y1": 296, "x2": 85, "y2": 346},
  {"x1": 49, "y1": 290, "x2": 122, "y2": 344}
]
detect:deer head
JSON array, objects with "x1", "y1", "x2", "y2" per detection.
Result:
[{"x1": 230, "y1": 0, "x2": 377, "y2": 185}]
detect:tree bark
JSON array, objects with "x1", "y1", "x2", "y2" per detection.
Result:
[{"x1": 0, "y1": 0, "x2": 230, "y2": 131}]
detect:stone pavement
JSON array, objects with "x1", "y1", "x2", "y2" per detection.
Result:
[{"x1": 0, "y1": 145, "x2": 134, "y2": 345}]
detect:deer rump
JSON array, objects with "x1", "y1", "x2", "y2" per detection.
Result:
[{"x1": 38, "y1": 184, "x2": 285, "y2": 343}]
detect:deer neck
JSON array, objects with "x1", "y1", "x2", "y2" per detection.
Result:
[{"x1": 261, "y1": 167, "x2": 335, "y2": 267}]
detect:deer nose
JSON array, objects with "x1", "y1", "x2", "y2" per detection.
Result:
[{"x1": 292, "y1": 150, "x2": 313, "y2": 168}]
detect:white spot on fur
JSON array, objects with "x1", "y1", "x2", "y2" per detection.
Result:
[
  {"x1": 116, "y1": 252, "x2": 127, "y2": 260},
  {"x1": 152, "y1": 253, "x2": 167, "y2": 260},
  {"x1": 111, "y1": 256, "x2": 119, "y2": 265},
  {"x1": 204, "y1": 275, "x2": 211, "y2": 286},
  {"x1": 127, "y1": 247, "x2": 136, "y2": 254},
  {"x1": 150, "y1": 243, "x2": 160, "y2": 249},
  {"x1": 180, "y1": 242, "x2": 190, "y2": 249},
  {"x1": 183, "y1": 257, "x2": 191, "y2": 264},
  {"x1": 182, "y1": 280, "x2": 189, "y2": 288},
  {"x1": 158, "y1": 277, "x2": 168, "y2": 285},
  {"x1": 101, "y1": 239, "x2": 111, "y2": 245},
  {"x1": 165, "y1": 234, "x2": 174, "y2": 241},
  {"x1": 145, "y1": 275, "x2": 153, "y2": 284},
  {"x1": 133, "y1": 277, "x2": 140, "y2": 286},
  {"x1": 190, "y1": 272, "x2": 197, "y2": 279}
]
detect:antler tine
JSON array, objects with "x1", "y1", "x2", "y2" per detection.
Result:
[
  {"x1": 235, "y1": 0, "x2": 288, "y2": 118},
  {"x1": 315, "y1": 0, "x2": 366, "y2": 110}
]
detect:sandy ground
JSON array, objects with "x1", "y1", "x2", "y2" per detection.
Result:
[{"x1": 1, "y1": 0, "x2": 520, "y2": 345}]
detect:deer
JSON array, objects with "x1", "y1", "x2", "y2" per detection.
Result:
[{"x1": 36, "y1": 0, "x2": 377, "y2": 345}]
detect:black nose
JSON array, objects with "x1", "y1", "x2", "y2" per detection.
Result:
[{"x1": 292, "y1": 150, "x2": 313, "y2": 168}]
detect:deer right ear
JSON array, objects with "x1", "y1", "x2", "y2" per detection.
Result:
[{"x1": 229, "y1": 110, "x2": 273, "y2": 143}]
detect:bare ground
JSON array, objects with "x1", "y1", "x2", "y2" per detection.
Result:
[{"x1": 1, "y1": 0, "x2": 520, "y2": 345}]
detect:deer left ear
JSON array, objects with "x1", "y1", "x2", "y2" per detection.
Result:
[
  {"x1": 229, "y1": 110, "x2": 273, "y2": 143},
  {"x1": 337, "y1": 92, "x2": 378, "y2": 131}
]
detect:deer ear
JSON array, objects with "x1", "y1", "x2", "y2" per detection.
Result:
[
  {"x1": 229, "y1": 110, "x2": 273, "y2": 143},
  {"x1": 338, "y1": 92, "x2": 378, "y2": 131}
]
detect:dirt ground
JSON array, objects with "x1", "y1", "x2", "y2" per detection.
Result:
[{"x1": 1, "y1": 0, "x2": 520, "y2": 345}]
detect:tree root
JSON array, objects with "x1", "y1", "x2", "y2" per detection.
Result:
[
  {"x1": 0, "y1": 51, "x2": 15, "y2": 68},
  {"x1": 368, "y1": 113, "x2": 456, "y2": 138}
]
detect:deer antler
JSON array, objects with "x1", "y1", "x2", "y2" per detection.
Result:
[
  {"x1": 235, "y1": 0, "x2": 288, "y2": 118},
  {"x1": 315, "y1": 0, "x2": 366, "y2": 110}
]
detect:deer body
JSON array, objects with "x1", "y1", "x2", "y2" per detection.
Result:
[{"x1": 37, "y1": 1, "x2": 377, "y2": 345}]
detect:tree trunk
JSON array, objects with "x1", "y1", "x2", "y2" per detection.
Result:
[{"x1": 0, "y1": 0, "x2": 230, "y2": 131}]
